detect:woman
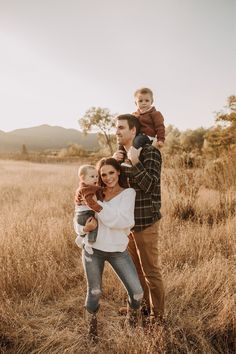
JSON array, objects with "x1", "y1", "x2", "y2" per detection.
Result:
[{"x1": 74, "y1": 158, "x2": 143, "y2": 341}]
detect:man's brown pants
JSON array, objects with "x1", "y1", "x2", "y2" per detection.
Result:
[{"x1": 128, "y1": 221, "x2": 165, "y2": 318}]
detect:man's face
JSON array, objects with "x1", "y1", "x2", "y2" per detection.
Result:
[
  {"x1": 115, "y1": 119, "x2": 135, "y2": 147},
  {"x1": 135, "y1": 93, "x2": 153, "y2": 113}
]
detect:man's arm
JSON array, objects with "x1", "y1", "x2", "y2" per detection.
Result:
[{"x1": 128, "y1": 146, "x2": 161, "y2": 193}]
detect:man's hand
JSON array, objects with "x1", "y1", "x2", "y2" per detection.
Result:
[
  {"x1": 83, "y1": 217, "x2": 97, "y2": 233},
  {"x1": 113, "y1": 150, "x2": 125, "y2": 162},
  {"x1": 127, "y1": 146, "x2": 142, "y2": 165}
]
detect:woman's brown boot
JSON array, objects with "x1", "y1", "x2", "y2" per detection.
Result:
[
  {"x1": 125, "y1": 306, "x2": 141, "y2": 327},
  {"x1": 84, "y1": 308, "x2": 98, "y2": 342}
]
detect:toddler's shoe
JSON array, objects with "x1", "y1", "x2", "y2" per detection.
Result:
[{"x1": 121, "y1": 159, "x2": 132, "y2": 167}]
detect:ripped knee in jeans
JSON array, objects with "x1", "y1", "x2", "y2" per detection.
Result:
[
  {"x1": 91, "y1": 288, "x2": 102, "y2": 296},
  {"x1": 133, "y1": 292, "x2": 143, "y2": 302},
  {"x1": 84, "y1": 254, "x2": 92, "y2": 262}
]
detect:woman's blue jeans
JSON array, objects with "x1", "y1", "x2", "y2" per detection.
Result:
[{"x1": 82, "y1": 248, "x2": 143, "y2": 313}]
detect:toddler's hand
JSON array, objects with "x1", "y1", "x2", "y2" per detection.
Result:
[
  {"x1": 152, "y1": 140, "x2": 164, "y2": 149},
  {"x1": 92, "y1": 194, "x2": 98, "y2": 202}
]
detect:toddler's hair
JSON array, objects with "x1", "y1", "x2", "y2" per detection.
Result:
[
  {"x1": 134, "y1": 87, "x2": 154, "y2": 101},
  {"x1": 78, "y1": 164, "x2": 96, "y2": 178}
]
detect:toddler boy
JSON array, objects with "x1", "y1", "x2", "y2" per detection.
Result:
[
  {"x1": 118, "y1": 87, "x2": 165, "y2": 165},
  {"x1": 132, "y1": 87, "x2": 165, "y2": 149}
]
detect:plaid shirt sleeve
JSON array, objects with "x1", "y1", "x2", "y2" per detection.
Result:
[
  {"x1": 130, "y1": 147, "x2": 161, "y2": 193},
  {"x1": 121, "y1": 145, "x2": 162, "y2": 231}
]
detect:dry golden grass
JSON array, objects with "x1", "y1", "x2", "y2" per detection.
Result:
[{"x1": 0, "y1": 159, "x2": 235, "y2": 354}]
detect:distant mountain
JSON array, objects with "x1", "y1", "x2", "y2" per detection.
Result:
[{"x1": 0, "y1": 125, "x2": 99, "y2": 152}]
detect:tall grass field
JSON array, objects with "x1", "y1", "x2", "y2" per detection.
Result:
[{"x1": 0, "y1": 159, "x2": 235, "y2": 353}]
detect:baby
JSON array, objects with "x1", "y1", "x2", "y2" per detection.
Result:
[{"x1": 74, "y1": 164, "x2": 103, "y2": 252}]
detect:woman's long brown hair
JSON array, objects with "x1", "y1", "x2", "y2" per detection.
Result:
[{"x1": 96, "y1": 157, "x2": 128, "y2": 188}]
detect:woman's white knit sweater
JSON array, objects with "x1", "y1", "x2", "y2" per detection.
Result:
[{"x1": 74, "y1": 188, "x2": 136, "y2": 252}]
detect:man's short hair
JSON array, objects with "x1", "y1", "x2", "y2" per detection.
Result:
[
  {"x1": 134, "y1": 87, "x2": 154, "y2": 102},
  {"x1": 116, "y1": 114, "x2": 141, "y2": 135}
]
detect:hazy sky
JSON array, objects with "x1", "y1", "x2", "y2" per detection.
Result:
[{"x1": 0, "y1": 0, "x2": 235, "y2": 132}]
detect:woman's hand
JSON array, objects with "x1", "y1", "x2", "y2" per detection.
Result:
[{"x1": 83, "y1": 217, "x2": 97, "y2": 233}]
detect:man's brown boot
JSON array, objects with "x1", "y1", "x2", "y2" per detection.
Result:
[{"x1": 141, "y1": 306, "x2": 151, "y2": 328}]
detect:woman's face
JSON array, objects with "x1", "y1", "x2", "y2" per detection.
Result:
[{"x1": 100, "y1": 164, "x2": 120, "y2": 188}]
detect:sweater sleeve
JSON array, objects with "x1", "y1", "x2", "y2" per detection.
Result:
[
  {"x1": 96, "y1": 189, "x2": 136, "y2": 229},
  {"x1": 73, "y1": 215, "x2": 86, "y2": 236},
  {"x1": 80, "y1": 185, "x2": 103, "y2": 212},
  {"x1": 84, "y1": 194, "x2": 103, "y2": 212},
  {"x1": 152, "y1": 111, "x2": 165, "y2": 142}
]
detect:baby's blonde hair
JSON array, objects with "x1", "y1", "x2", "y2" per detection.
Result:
[
  {"x1": 78, "y1": 164, "x2": 96, "y2": 178},
  {"x1": 134, "y1": 87, "x2": 154, "y2": 102}
]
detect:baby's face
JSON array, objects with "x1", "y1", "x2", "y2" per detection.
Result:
[
  {"x1": 135, "y1": 93, "x2": 153, "y2": 113},
  {"x1": 82, "y1": 169, "x2": 98, "y2": 185}
]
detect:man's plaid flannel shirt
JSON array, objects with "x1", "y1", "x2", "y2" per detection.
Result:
[{"x1": 122, "y1": 145, "x2": 162, "y2": 232}]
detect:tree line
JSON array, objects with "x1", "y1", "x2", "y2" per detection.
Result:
[{"x1": 78, "y1": 96, "x2": 236, "y2": 159}]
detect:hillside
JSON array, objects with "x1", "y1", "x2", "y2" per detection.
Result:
[{"x1": 0, "y1": 125, "x2": 99, "y2": 152}]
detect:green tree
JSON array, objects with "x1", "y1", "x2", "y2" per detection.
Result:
[{"x1": 78, "y1": 107, "x2": 116, "y2": 155}]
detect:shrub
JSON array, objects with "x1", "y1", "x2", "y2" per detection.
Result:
[{"x1": 203, "y1": 155, "x2": 236, "y2": 191}]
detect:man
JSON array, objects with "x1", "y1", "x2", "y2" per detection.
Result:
[{"x1": 114, "y1": 114, "x2": 165, "y2": 323}]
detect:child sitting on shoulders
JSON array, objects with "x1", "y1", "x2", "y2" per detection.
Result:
[
  {"x1": 118, "y1": 87, "x2": 165, "y2": 166},
  {"x1": 132, "y1": 87, "x2": 165, "y2": 149}
]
